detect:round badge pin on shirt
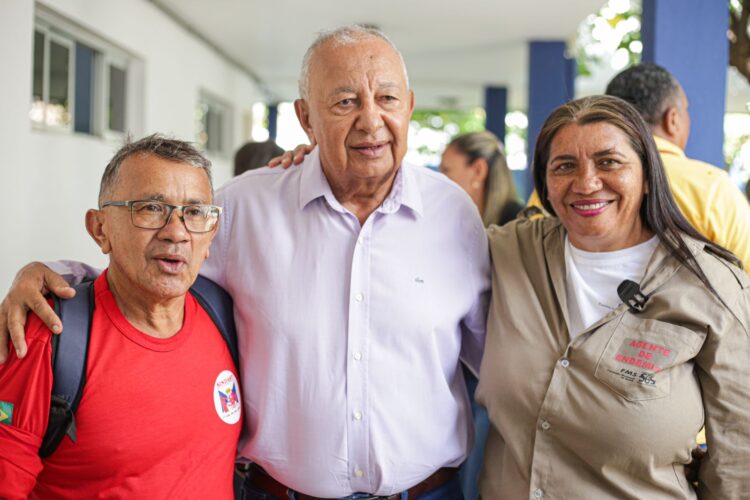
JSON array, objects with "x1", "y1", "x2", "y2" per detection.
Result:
[{"x1": 213, "y1": 370, "x2": 241, "y2": 424}]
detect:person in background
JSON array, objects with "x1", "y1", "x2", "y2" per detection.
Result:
[
  {"x1": 606, "y1": 63, "x2": 750, "y2": 271},
  {"x1": 440, "y1": 131, "x2": 523, "y2": 227},
  {"x1": 439, "y1": 131, "x2": 521, "y2": 500},
  {"x1": 233, "y1": 139, "x2": 285, "y2": 176},
  {"x1": 478, "y1": 95, "x2": 750, "y2": 498}
]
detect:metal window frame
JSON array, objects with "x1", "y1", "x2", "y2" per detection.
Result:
[{"x1": 32, "y1": 6, "x2": 136, "y2": 139}]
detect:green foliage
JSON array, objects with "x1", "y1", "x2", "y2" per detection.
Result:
[
  {"x1": 411, "y1": 108, "x2": 486, "y2": 136},
  {"x1": 725, "y1": 131, "x2": 750, "y2": 169},
  {"x1": 576, "y1": 0, "x2": 642, "y2": 77},
  {"x1": 730, "y1": 0, "x2": 742, "y2": 16},
  {"x1": 410, "y1": 108, "x2": 487, "y2": 156}
]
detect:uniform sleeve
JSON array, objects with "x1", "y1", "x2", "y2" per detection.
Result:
[
  {"x1": 705, "y1": 175, "x2": 750, "y2": 275},
  {"x1": 0, "y1": 314, "x2": 54, "y2": 499},
  {"x1": 695, "y1": 288, "x2": 750, "y2": 498}
]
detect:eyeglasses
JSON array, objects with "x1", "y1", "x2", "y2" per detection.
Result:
[{"x1": 101, "y1": 200, "x2": 222, "y2": 233}]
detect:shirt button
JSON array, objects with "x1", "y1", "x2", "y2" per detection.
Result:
[
  {"x1": 353, "y1": 411, "x2": 363, "y2": 421},
  {"x1": 541, "y1": 421, "x2": 551, "y2": 431},
  {"x1": 353, "y1": 352, "x2": 362, "y2": 361},
  {"x1": 533, "y1": 488, "x2": 544, "y2": 498},
  {"x1": 355, "y1": 469, "x2": 364, "y2": 478},
  {"x1": 355, "y1": 293, "x2": 364, "y2": 302},
  {"x1": 560, "y1": 358, "x2": 570, "y2": 368}
]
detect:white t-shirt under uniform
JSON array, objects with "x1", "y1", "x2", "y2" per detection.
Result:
[{"x1": 564, "y1": 236, "x2": 659, "y2": 338}]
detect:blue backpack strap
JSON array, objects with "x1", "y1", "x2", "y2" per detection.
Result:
[
  {"x1": 39, "y1": 280, "x2": 95, "y2": 458},
  {"x1": 189, "y1": 275, "x2": 239, "y2": 370}
]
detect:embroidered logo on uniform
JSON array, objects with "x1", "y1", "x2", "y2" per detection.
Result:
[
  {"x1": 0, "y1": 401, "x2": 13, "y2": 425},
  {"x1": 608, "y1": 338, "x2": 679, "y2": 386},
  {"x1": 213, "y1": 370, "x2": 241, "y2": 424}
]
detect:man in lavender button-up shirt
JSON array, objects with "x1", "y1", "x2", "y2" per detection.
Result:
[{"x1": 0, "y1": 25, "x2": 490, "y2": 499}]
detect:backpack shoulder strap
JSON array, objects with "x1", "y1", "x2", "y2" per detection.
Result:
[
  {"x1": 189, "y1": 275, "x2": 239, "y2": 370},
  {"x1": 39, "y1": 280, "x2": 95, "y2": 458}
]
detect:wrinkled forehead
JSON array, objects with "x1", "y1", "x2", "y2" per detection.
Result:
[
  {"x1": 115, "y1": 154, "x2": 213, "y2": 203},
  {"x1": 308, "y1": 37, "x2": 408, "y2": 91}
]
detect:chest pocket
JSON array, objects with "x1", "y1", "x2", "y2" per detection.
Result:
[{"x1": 593, "y1": 314, "x2": 705, "y2": 402}]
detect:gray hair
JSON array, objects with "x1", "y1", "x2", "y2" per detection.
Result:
[
  {"x1": 98, "y1": 133, "x2": 213, "y2": 207},
  {"x1": 298, "y1": 25, "x2": 410, "y2": 100}
]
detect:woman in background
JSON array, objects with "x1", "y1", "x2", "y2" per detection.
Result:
[{"x1": 440, "y1": 131, "x2": 523, "y2": 226}]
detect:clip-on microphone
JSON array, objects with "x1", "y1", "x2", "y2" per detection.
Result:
[{"x1": 617, "y1": 279, "x2": 650, "y2": 313}]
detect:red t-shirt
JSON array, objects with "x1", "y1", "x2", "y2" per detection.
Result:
[{"x1": 0, "y1": 272, "x2": 242, "y2": 499}]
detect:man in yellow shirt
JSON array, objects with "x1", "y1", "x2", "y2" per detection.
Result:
[{"x1": 529, "y1": 63, "x2": 750, "y2": 271}]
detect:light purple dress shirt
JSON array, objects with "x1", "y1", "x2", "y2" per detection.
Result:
[
  {"x1": 207, "y1": 147, "x2": 489, "y2": 496},
  {"x1": 52, "y1": 147, "x2": 490, "y2": 496}
]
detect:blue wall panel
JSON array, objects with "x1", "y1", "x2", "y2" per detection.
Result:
[{"x1": 642, "y1": 0, "x2": 727, "y2": 167}]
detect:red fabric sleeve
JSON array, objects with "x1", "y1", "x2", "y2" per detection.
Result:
[{"x1": 0, "y1": 312, "x2": 54, "y2": 499}]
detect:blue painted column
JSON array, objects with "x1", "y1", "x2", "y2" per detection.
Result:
[
  {"x1": 526, "y1": 41, "x2": 575, "y2": 196},
  {"x1": 641, "y1": 0, "x2": 727, "y2": 167},
  {"x1": 484, "y1": 86, "x2": 507, "y2": 144},
  {"x1": 267, "y1": 104, "x2": 278, "y2": 141}
]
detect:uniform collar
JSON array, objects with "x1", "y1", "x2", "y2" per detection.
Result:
[
  {"x1": 542, "y1": 220, "x2": 571, "y2": 330},
  {"x1": 653, "y1": 135, "x2": 686, "y2": 159},
  {"x1": 542, "y1": 219, "x2": 706, "y2": 340},
  {"x1": 298, "y1": 147, "x2": 423, "y2": 218}
]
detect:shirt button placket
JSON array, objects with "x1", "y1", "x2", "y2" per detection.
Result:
[{"x1": 347, "y1": 224, "x2": 371, "y2": 490}]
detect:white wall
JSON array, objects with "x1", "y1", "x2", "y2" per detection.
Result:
[{"x1": 0, "y1": 0, "x2": 265, "y2": 290}]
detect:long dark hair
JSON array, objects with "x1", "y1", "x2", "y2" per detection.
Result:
[{"x1": 532, "y1": 95, "x2": 740, "y2": 290}]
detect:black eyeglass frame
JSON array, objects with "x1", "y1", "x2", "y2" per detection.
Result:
[{"x1": 100, "y1": 200, "x2": 222, "y2": 233}]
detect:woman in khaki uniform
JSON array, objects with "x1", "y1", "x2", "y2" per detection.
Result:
[{"x1": 477, "y1": 96, "x2": 750, "y2": 499}]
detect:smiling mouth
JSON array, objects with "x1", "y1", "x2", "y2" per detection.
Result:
[
  {"x1": 570, "y1": 200, "x2": 613, "y2": 216},
  {"x1": 574, "y1": 201, "x2": 610, "y2": 210}
]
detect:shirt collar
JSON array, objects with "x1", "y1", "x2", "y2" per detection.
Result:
[
  {"x1": 298, "y1": 146, "x2": 339, "y2": 210},
  {"x1": 377, "y1": 162, "x2": 423, "y2": 218},
  {"x1": 298, "y1": 148, "x2": 423, "y2": 218},
  {"x1": 653, "y1": 135, "x2": 686, "y2": 158}
]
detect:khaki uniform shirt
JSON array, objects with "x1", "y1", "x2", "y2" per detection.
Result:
[{"x1": 477, "y1": 217, "x2": 750, "y2": 499}]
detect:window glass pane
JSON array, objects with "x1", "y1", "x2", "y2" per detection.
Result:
[
  {"x1": 74, "y1": 43, "x2": 96, "y2": 134},
  {"x1": 32, "y1": 31, "x2": 44, "y2": 101},
  {"x1": 31, "y1": 31, "x2": 45, "y2": 123},
  {"x1": 47, "y1": 40, "x2": 70, "y2": 126},
  {"x1": 206, "y1": 106, "x2": 223, "y2": 152},
  {"x1": 108, "y1": 65, "x2": 126, "y2": 132},
  {"x1": 196, "y1": 96, "x2": 229, "y2": 154}
]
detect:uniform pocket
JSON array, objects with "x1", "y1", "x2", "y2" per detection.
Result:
[{"x1": 594, "y1": 314, "x2": 704, "y2": 402}]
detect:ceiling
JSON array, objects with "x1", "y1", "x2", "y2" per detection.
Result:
[{"x1": 151, "y1": 0, "x2": 607, "y2": 110}]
